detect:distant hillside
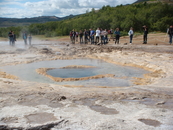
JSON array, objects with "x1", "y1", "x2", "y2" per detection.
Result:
[
  {"x1": 0, "y1": 15, "x2": 76, "y2": 27},
  {"x1": 134, "y1": 0, "x2": 149, "y2": 3},
  {"x1": 134, "y1": 0, "x2": 173, "y2": 4}
]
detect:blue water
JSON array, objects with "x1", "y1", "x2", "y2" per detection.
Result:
[
  {"x1": 0, "y1": 58, "x2": 149, "y2": 87},
  {"x1": 47, "y1": 68, "x2": 97, "y2": 78}
]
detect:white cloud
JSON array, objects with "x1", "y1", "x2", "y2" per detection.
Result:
[{"x1": 0, "y1": 0, "x2": 137, "y2": 18}]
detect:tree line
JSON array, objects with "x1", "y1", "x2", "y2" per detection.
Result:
[{"x1": 0, "y1": 2, "x2": 173, "y2": 38}]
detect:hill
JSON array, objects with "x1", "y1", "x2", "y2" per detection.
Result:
[
  {"x1": 134, "y1": 0, "x2": 149, "y2": 3},
  {"x1": 0, "y1": 15, "x2": 76, "y2": 27},
  {"x1": 134, "y1": 0, "x2": 173, "y2": 4}
]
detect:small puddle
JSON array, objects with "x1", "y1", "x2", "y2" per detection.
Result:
[
  {"x1": 138, "y1": 119, "x2": 161, "y2": 127},
  {"x1": 74, "y1": 98, "x2": 118, "y2": 115},
  {"x1": 123, "y1": 98, "x2": 173, "y2": 109},
  {"x1": 90, "y1": 105, "x2": 119, "y2": 115},
  {"x1": 25, "y1": 112, "x2": 57, "y2": 124}
]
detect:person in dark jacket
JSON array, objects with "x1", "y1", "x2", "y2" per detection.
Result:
[
  {"x1": 142, "y1": 25, "x2": 148, "y2": 44},
  {"x1": 8, "y1": 30, "x2": 13, "y2": 45},
  {"x1": 167, "y1": 25, "x2": 173, "y2": 44}
]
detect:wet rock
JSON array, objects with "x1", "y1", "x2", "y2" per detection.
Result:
[
  {"x1": 156, "y1": 101, "x2": 165, "y2": 105},
  {"x1": 39, "y1": 48, "x2": 53, "y2": 54},
  {"x1": 138, "y1": 119, "x2": 161, "y2": 127},
  {"x1": 59, "y1": 96, "x2": 67, "y2": 101},
  {"x1": 130, "y1": 97, "x2": 140, "y2": 100},
  {"x1": 0, "y1": 51, "x2": 7, "y2": 54},
  {"x1": 16, "y1": 49, "x2": 26, "y2": 52}
]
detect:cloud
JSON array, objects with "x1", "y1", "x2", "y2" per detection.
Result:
[{"x1": 0, "y1": 0, "x2": 137, "y2": 18}]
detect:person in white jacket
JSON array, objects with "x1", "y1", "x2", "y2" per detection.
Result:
[
  {"x1": 95, "y1": 28, "x2": 101, "y2": 44},
  {"x1": 128, "y1": 27, "x2": 134, "y2": 44}
]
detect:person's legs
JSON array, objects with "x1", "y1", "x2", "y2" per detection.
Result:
[
  {"x1": 10, "y1": 37, "x2": 13, "y2": 45},
  {"x1": 24, "y1": 39, "x2": 27, "y2": 45},
  {"x1": 91, "y1": 36, "x2": 94, "y2": 44},
  {"x1": 101, "y1": 36, "x2": 104, "y2": 44},
  {"x1": 80, "y1": 37, "x2": 81, "y2": 44},
  {"x1": 115, "y1": 35, "x2": 118, "y2": 44},
  {"x1": 84, "y1": 37, "x2": 87, "y2": 44},
  {"x1": 72, "y1": 37, "x2": 75, "y2": 44},
  {"x1": 143, "y1": 34, "x2": 147, "y2": 44},
  {"x1": 143, "y1": 35, "x2": 145, "y2": 43},
  {"x1": 117, "y1": 35, "x2": 120, "y2": 44},
  {"x1": 29, "y1": 39, "x2": 31, "y2": 45},
  {"x1": 130, "y1": 35, "x2": 133, "y2": 43},
  {"x1": 81, "y1": 37, "x2": 83, "y2": 43},
  {"x1": 169, "y1": 35, "x2": 172, "y2": 44},
  {"x1": 96, "y1": 36, "x2": 99, "y2": 43}
]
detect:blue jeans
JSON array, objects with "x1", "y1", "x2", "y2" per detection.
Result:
[
  {"x1": 169, "y1": 34, "x2": 172, "y2": 44},
  {"x1": 90, "y1": 36, "x2": 94, "y2": 44},
  {"x1": 104, "y1": 36, "x2": 108, "y2": 44},
  {"x1": 130, "y1": 34, "x2": 133, "y2": 43},
  {"x1": 9, "y1": 37, "x2": 13, "y2": 45},
  {"x1": 143, "y1": 34, "x2": 148, "y2": 43},
  {"x1": 80, "y1": 36, "x2": 83, "y2": 44}
]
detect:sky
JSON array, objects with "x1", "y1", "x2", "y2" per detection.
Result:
[{"x1": 0, "y1": 0, "x2": 137, "y2": 18}]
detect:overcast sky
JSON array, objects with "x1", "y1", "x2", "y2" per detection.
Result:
[{"x1": 0, "y1": 0, "x2": 137, "y2": 18}]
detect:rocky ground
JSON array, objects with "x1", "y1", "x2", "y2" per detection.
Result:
[{"x1": 0, "y1": 34, "x2": 173, "y2": 130}]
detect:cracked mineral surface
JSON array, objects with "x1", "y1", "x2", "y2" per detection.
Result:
[{"x1": 0, "y1": 34, "x2": 173, "y2": 130}]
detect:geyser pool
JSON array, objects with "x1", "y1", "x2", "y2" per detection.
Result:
[{"x1": 0, "y1": 58, "x2": 149, "y2": 87}]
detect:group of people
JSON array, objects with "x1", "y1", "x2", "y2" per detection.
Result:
[
  {"x1": 8, "y1": 31, "x2": 32, "y2": 46},
  {"x1": 69, "y1": 26, "x2": 150, "y2": 45},
  {"x1": 70, "y1": 28, "x2": 114, "y2": 45},
  {"x1": 22, "y1": 32, "x2": 32, "y2": 45}
]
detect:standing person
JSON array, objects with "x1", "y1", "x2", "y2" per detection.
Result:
[
  {"x1": 90, "y1": 28, "x2": 95, "y2": 44},
  {"x1": 103, "y1": 29, "x2": 108, "y2": 44},
  {"x1": 128, "y1": 27, "x2": 134, "y2": 44},
  {"x1": 23, "y1": 32, "x2": 27, "y2": 45},
  {"x1": 95, "y1": 28, "x2": 100, "y2": 44},
  {"x1": 28, "y1": 34, "x2": 32, "y2": 45},
  {"x1": 88, "y1": 29, "x2": 91, "y2": 42},
  {"x1": 167, "y1": 25, "x2": 173, "y2": 44},
  {"x1": 69, "y1": 31, "x2": 73, "y2": 43},
  {"x1": 142, "y1": 25, "x2": 148, "y2": 44},
  {"x1": 84, "y1": 29, "x2": 88, "y2": 44},
  {"x1": 12, "y1": 31, "x2": 16, "y2": 46},
  {"x1": 72, "y1": 30, "x2": 76, "y2": 44},
  {"x1": 108, "y1": 28, "x2": 113, "y2": 41},
  {"x1": 8, "y1": 30, "x2": 13, "y2": 45},
  {"x1": 79, "y1": 30, "x2": 83, "y2": 44},
  {"x1": 114, "y1": 28, "x2": 120, "y2": 44},
  {"x1": 100, "y1": 28, "x2": 104, "y2": 45},
  {"x1": 76, "y1": 31, "x2": 78, "y2": 42}
]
